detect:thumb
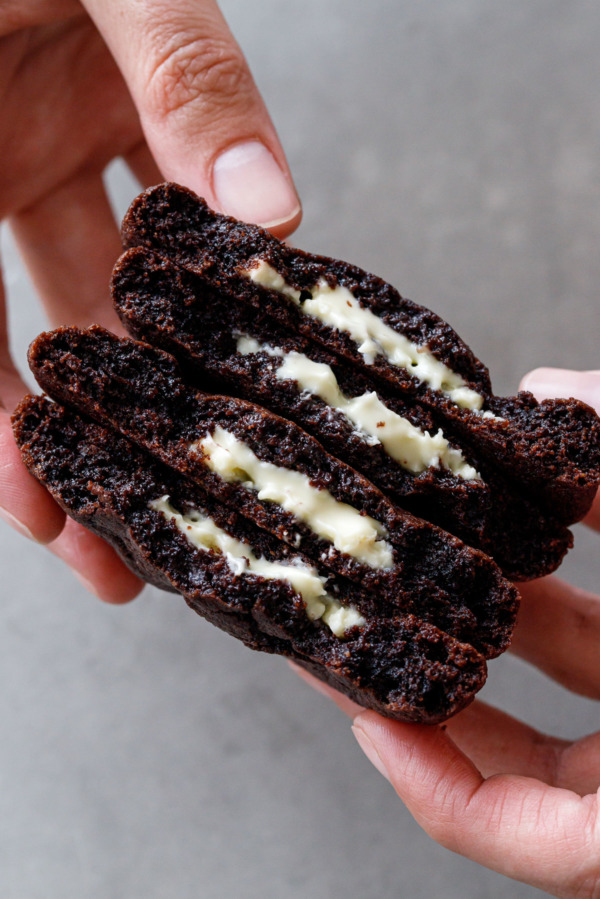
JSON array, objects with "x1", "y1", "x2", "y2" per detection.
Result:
[
  {"x1": 519, "y1": 368, "x2": 600, "y2": 531},
  {"x1": 520, "y1": 367, "x2": 600, "y2": 413},
  {"x1": 351, "y1": 711, "x2": 597, "y2": 896},
  {"x1": 83, "y1": 0, "x2": 301, "y2": 237}
]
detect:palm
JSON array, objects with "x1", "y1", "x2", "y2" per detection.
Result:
[
  {"x1": 0, "y1": 4, "x2": 156, "y2": 599},
  {"x1": 2, "y1": 14, "x2": 132, "y2": 204},
  {"x1": 0, "y1": 7, "x2": 160, "y2": 400}
]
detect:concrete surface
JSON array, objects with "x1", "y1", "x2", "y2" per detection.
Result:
[{"x1": 1, "y1": 1, "x2": 599, "y2": 896}]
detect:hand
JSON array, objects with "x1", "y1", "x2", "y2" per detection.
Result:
[
  {"x1": 294, "y1": 368, "x2": 600, "y2": 899},
  {"x1": 0, "y1": 0, "x2": 301, "y2": 601}
]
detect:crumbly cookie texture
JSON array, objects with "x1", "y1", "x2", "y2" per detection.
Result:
[
  {"x1": 13, "y1": 393, "x2": 490, "y2": 725},
  {"x1": 14, "y1": 184, "x2": 600, "y2": 723},
  {"x1": 113, "y1": 185, "x2": 600, "y2": 580},
  {"x1": 27, "y1": 326, "x2": 518, "y2": 660}
]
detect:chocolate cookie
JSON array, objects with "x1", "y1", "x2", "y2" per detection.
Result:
[
  {"x1": 13, "y1": 393, "x2": 489, "y2": 724},
  {"x1": 27, "y1": 325, "x2": 518, "y2": 658},
  {"x1": 15, "y1": 183, "x2": 600, "y2": 724},
  {"x1": 112, "y1": 246, "x2": 573, "y2": 580},
  {"x1": 119, "y1": 183, "x2": 600, "y2": 523}
]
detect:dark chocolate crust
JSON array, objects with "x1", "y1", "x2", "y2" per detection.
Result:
[
  {"x1": 120, "y1": 183, "x2": 492, "y2": 393},
  {"x1": 13, "y1": 394, "x2": 488, "y2": 724},
  {"x1": 112, "y1": 246, "x2": 573, "y2": 580},
  {"x1": 28, "y1": 326, "x2": 519, "y2": 658},
  {"x1": 119, "y1": 183, "x2": 600, "y2": 523},
  {"x1": 18, "y1": 183, "x2": 598, "y2": 725}
]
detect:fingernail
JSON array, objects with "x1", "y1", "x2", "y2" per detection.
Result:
[
  {"x1": 0, "y1": 506, "x2": 37, "y2": 542},
  {"x1": 351, "y1": 724, "x2": 391, "y2": 782},
  {"x1": 213, "y1": 140, "x2": 301, "y2": 230},
  {"x1": 521, "y1": 368, "x2": 600, "y2": 411}
]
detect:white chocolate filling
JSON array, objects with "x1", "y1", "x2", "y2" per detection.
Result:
[
  {"x1": 150, "y1": 496, "x2": 365, "y2": 636},
  {"x1": 190, "y1": 426, "x2": 393, "y2": 570},
  {"x1": 236, "y1": 335, "x2": 480, "y2": 480},
  {"x1": 244, "y1": 260, "x2": 485, "y2": 412}
]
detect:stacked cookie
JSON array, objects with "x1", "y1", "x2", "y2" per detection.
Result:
[{"x1": 13, "y1": 184, "x2": 600, "y2": 722}]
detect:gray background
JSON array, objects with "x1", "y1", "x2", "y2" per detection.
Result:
[{"x1": 1, "y1": 1, "x2": 599, "y2": 896}]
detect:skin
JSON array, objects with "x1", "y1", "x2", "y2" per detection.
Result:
[
  {"x1": 0, "y1": 0, "x2": 300, "y2": 600},
  {"x1": 1, "y1": 4, "x2": 599, "y2": 893},
  {"x1": 295, "y1": 367, "x2": 600, "y2": 899}
]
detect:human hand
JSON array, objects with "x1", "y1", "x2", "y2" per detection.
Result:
[
  {"x1": 0, "y1": 0, "x2": 301, "y2": 601},
  {"x1": 294, "y1": 368, "x2": 600, "y2": 899}
]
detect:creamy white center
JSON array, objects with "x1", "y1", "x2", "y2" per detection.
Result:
[
  {"x1": 151, "y1": 496, "x2": 365, "y2": 636},
  {"x1": 236, "y1": 335, "x2": 480, "y2": 480},
  {"x1": 244, "y1": 260, "x2": 484, "y2": 412},
  {"x1": 191, "y1": 426, "x2": 393, "y2": 569}
]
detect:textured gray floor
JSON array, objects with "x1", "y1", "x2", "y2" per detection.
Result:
[{"x1": 1, "y1": 2, "x2": 599, "y2": 897}]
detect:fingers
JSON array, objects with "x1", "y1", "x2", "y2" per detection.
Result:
[
  {"x1": 520, "y1": 367, "x2": 600, "y2": 410},
  {"x1": 0, "y1": 422, "x2": 142, "y2": 602},
  {"x1": 0, "y1": 266, "x2": 31, "y2": 411},
  {"x1": 0, "y1": 266, "x2": 65, "y2": 542},
  {"x1": 447, "y1": 701, "x2": 600, "y2": 798},
  {"x1": 82, "y1": 0, "x2": 301, "y2": 237},
  {"x1": 124, "y1": 141, "x2": 163, "y2": 189},
  {"x1": 0, "y1": 363, "x2": 30, "y2": 418},
  {"x1": 49, "y1": 516, "x2": 143, "y2": 604},
  {"x1": 0, "y1": 410, "x2": 66, "y2": 543},
  {"x1": 1, "y1": 413, "x2": 141, "y2": 602},
  {"x1": 0, "y1": 247, "x2": 66, "y2": 543},
  {"x1": 443, "y1": 700, "x2": 566, "y2": 782},
  {"x1": 288, "y1": 661, "x2": 364, "y2": 718},
  {"x1": 0, "y1": 2, "x2": 81, "y2": 37},
  {"x1": 10, "y1": 170, "x2": 126, "y2": 332},
  {"x1": 519, "y1": 367, "x2": 600, "y2": 532},
  {"x1": 2, "y1": 177, "x2": 142, "y2": 592},
  {"x1": 512, "y1": 576, "x2": 600, "y2": 700},
  {"x1": 292, "y1": 661, "x2": 600, "y2": 795},
  {"x1": 444, "y1": 701, "x2": 600, "y2": 798},
  {"x1": 583, "y1": 489, "x2": 600, "y2": 533},
  {"x1": 352, "y1": 711, "x2": 599, "y2": 896}
]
